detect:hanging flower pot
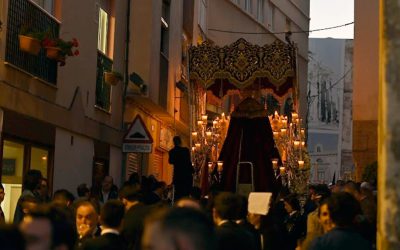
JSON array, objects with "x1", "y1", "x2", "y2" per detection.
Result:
[
  {"x1": 19, "y1": 35, "x2": 41, "y2": 55},
  {"x1": 104, "y1": 71, "x2": 123, "y2": 86},
  {"x1": 45, "y1": 47, "x2": 61, "y2": 60}
]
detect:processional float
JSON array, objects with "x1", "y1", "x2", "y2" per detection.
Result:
[{"x1": 188, "y1": 38, "x2": 310, "y2": 196}]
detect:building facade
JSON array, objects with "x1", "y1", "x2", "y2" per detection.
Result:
[
  {"x1": 0, "y1": 0, "x2": 126, "y2": 222},
  {"x1": 353, "y1": 0, "x2": 379, "y2": 181},
  {"x1": 307, "y1": 38, "x2": 354, "y2": 184}
]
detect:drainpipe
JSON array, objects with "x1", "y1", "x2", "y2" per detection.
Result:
[{"x1": 120, "y1": 0, "x2": 131, "y2": 183}]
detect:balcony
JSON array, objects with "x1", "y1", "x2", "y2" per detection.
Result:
[
  {"x1": 95, "y1": 51, "x2": 112, "y2": 112},
  {"x1": 5, "y1": 0, "x2": 59, "y2": 84}
]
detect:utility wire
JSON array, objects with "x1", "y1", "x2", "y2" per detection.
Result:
[{"x1": 208, "y1": 22, "x2": 354, "y2": 35}]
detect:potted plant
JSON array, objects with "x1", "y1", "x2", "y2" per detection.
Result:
[
  {"x1": 42, "y1": 37, "x2": 79, "y2": 66},
  {"x1": 104, "y1": 71, "x2": 123, "y2": 86},
  {"x1": 18, "y1": 26, "x2": 46, "y2": 55}
]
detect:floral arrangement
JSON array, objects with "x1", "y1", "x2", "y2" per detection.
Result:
[{"x1": 42, "y1": 37, "x2": 79, "y2": 66}]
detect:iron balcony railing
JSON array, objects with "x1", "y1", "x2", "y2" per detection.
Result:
[
  {"x1": 6, "y1": 0, "x2": 59, "y2": 84},
  {"x1": 95, "y1": 51, "x2": 112, "y2": 111}
]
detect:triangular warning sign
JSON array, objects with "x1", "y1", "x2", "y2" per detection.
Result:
[{"x1": 123, "y1": 115, "x2": 153, "y2": 143}]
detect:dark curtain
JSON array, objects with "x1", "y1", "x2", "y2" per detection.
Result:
[{"x1": 218, "y1": 116, "x2": 281, "y2": 195}]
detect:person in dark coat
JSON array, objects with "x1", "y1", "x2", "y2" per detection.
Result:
[
  {"x1": 120, "y1": 184, "x2": 152, "y2": 250},
  {"x1": 168, "y1": 136, "x2": 194, "y2": 201},
  {"x1": 81, "y1": 200, "x2": 127, "y2": 250},
  {"x1": 309, "y1": 192, "x2": 372, "y2": 250},
  {"x1": 213, "y1": 192, "x2": 257, "y2": 250}
]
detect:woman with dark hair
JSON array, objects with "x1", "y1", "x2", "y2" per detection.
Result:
[
  {"x1": 309, "y1": 192, "x2": 372, "y2": 250},
  {"x1": 282, "y1": 194, "x2": 306, "y2": 250}
]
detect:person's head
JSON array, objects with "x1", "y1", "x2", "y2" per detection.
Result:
[
  {"x1": 237, "y1": 195, "x2": 248, "y2": 220},
  {"x1": 173, "y1": 136, "x2": 182, "y2": 147},
  {"x1": 38, "y1": 178, "x2": 49, "y2": 199},
  {"x1": 20, "y1": 195, "x2": 40, "y2": 217},
  {"x1": 52, "y1": 189, "x2": 75, "y2": 207},
  {"x1": 75, "y1": 200, "x2": 100, "y2": 238},
  {"x1": 283, "y1": 194, "x2": 301, "y2": 214},
  {"x1": 175, "y1": 197, "x2": 202, "y2": 210},
  {"x1": 0, "y1": 183, "x2": 5, "y2": 204},
  {"x1": 100, "y1": 200, "x2": 125, "y2": 230},
  {"x1": 142, "y1": 207, "x2": 217, "y2": 250},
  {"x1": 311, "y1": 184, "x2": 331, "y2": 204},
  {"x1": 119, "y1": 184, "x2": 143, "y2": 210},
  {"x1": 343, "y1": 181, "x2": 361, "y2": 200},
  {"x1": 102, "y1": 176, "x2": 114, "y2": 193},
  {"x1": 331, "y1": 180, "x2": 345, "y2": 193},
  {"x1": 318, "y1": 201, "x2": 333, "y2": 233},
  {"x1": 360, "y1": 181, "x2": 373, "y2": 197},
  {"x1": 23, "y1": 170, "x2": 42, "y2": 192},
  {"x1": 212, "y1": 192, "x2": 240, "y2": 224},
  {"x1": 20, "y1": 204, "x2": 76, "y2": 250},
  {"x1": 324, "y1": 192, "x2": 361, "y2": 228},
  {"x1": 0, "y1": 224, "x2": 26, "y2": 250},
  {"x1": 77, "y1": 184, "x2": 90, "y2": 198},
  {"x1": 128, "y1": 172, "x2": 140, "y2": 185}
]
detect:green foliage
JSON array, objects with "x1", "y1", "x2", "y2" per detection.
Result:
[
  {"x1": 19, "y1": 25, "x2": 46, "y2": 40},
  {"x1": 362, "y1": 161, "x2": 377, "y2": 183}
]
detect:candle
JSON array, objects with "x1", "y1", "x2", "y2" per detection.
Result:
[
  {"x1": 208, "y1": 162, "x2": 214, "y2": 172},
  {"x1": 298, "y1": 160, "x2": 304, "y2": 169},
  {"x1": 197, "y1": 120, "x2": 203, "y2": 126},
  {"x1": 294, "y1": 140, "x2": 300, "y2": 148},
  {"x1": 195, "y1": 143, "x2": 201, "y2": 149},
  {"x1": 213, "y1": 120, "x2": 218, "y2": 127},
  {"x1": 191, "y1": 146, "x2": 196, "y2": 152},
  {"x1": 192, "y1": 131, "x2": 198, "y2": 138},
  {"x1": 206, "y1": 131, "x2": 212, "y2": 138},
  {"x1": 217, "y1": 161, "x2": 223, "y2": 172},
  {"x1": 201, "y1": 114, "x2": 208, "y2": 122},
  {"x1": 273, "y1": 131, "x2": 279, "y2": 137},
  {"x1": 281, "y1": 128, "x2": 287, "y2": 134},
  {"x1": 279, "y1": 166, "x2": 285, "y2": 175},
  {"x1": 301, "y1": 129, "x2": 305, "y2": 137},
  {"x1": 272, "y1": 159, "x2": 278, "y2": 170},
  {"x1": 292, "y1": 112, "x2": 298, "y2": 120}
]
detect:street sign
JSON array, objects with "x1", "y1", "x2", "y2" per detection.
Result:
[{"x1": 123, "y1": 115, "x2": 153, "y2": 153}]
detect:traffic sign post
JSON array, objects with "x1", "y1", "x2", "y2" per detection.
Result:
[{"x1": 123, "y1": 115, "x2": 153, "y2": 153}]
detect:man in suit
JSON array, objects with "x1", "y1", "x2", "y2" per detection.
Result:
[
  {"x1": 120, "y1": 184, "x2": 152, "y2": 250},
  {"x1": 213, "y1": 192, "x2": 257, "y2": 250},
  {"x1": 142, "y1": 207, "x2": 217, "y2": 250},
  {"x1": 81, "y1": 200, "x2": 126, "y2": 250},
  {"x1": 99, "y1": 176, "x2": 118, "y2": 204},
  {"x1": 76, "y1": 200, "x2": 101, "y2": 247},
  {"x1": 168, "y1": 136, "x2": 194, "y2": 201}
]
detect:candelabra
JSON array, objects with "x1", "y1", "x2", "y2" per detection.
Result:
[
  {"x1": 269, "y1": 111, "x2": 310, "y2": 194},
  {"x1": 191, "y1": 113, "x2": 229, "y2": 187}
]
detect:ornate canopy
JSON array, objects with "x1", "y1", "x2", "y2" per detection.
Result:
[{"x1": 189, "y1": 38, "x2": 297, "y2": 99}]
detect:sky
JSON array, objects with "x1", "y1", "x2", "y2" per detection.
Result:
[{"x1": 309, "y1": 0, "x2": 354, "y2": 39}]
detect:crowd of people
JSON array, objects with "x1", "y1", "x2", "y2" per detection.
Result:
[{"x1": 0, "y1": 167, "x2": 377, "y2": 250}]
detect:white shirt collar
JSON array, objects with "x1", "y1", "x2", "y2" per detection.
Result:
[{"x1": 101, "y1": 228, "x2": 119, "y2": 235}]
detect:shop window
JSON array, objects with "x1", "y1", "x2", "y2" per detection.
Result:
[
  {"x1": 2, "y1": 141, "x2": 24, "y2": 184},
  {"x1": 30, "y1": 147, "x2": 49, "y2": 178}
]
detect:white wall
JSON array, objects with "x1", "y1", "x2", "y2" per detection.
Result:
[{"x1": 53, "y1": 128, "x2": 93, "y2": 196}]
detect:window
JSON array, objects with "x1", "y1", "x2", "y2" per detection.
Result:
[
  {"x1": 267, "y1": 2, "x2": 274, "y2": 30},
  {"x1": 198, "y1": 0, "x2": 207, "y2": 32},
  {"x1": 161, "y1": 0, "x2": 170, "y2": 56},
  {"x1": 245, "y1": 0, "x2": 252, "y2": 12},
  {"x1": 316, "y1": 145, "x2": 323, "y2": 153},
  {"x1": 257, "y1": 0, "x2": 264, "y2": 22},
  {"x1": 318, "y1": 171, "x2": 325, "y2": 182},
  {"x1": 30, "y1": 147, "x2": 49, "y2": 178},
  {"x1": 98, "y1": 8, "x2": 109, "y2": 54}
]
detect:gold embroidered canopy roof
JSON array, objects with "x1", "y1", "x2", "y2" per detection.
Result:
[{"x1": 189, "y1": 38, "x2": 297, "y2": 98}]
